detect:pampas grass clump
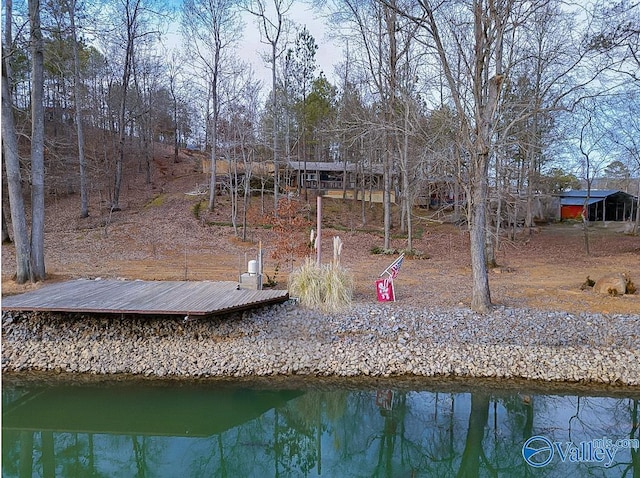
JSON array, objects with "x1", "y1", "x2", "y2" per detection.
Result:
[
  {"x1": 323, "y1": 264, "x2": 354, "y2": 310},
  {"x1": 288, "y1": 258, "x2": 324, "y2": 308},
  {"x1": 289, "y1": 258, "x2": 354, "y2": 312}
]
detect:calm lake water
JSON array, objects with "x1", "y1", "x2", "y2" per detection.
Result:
[{"x1": 2, "y1": 375, "x2": 639, "y2": 477}]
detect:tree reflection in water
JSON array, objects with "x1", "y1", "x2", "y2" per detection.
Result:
[{"x1": 2, "y1": 378, "x2": 638, "y2": 477}]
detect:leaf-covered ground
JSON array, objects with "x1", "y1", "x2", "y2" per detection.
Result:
[{"x1": 3, "y1": 146, "x2": 639, "y2": 315}]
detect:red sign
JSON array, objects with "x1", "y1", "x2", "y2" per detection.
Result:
[{"x1": 376, "y1": 278, "x2": 395, "y2": 302}]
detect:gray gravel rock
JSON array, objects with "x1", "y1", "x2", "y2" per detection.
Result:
[{"x1": 2, "y1": 303, "x2": 639, "y2": 385}]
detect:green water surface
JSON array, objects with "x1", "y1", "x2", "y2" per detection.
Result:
[{"x1": 2, "y1": 376, "x2": 639, "y2": 477}]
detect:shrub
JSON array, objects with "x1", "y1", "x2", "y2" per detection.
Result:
[
  {"x1": 370, "y1": 246, "x2": 429, "y2": 259},
  {"x1": 264, "y1": 263, "x2": 280, "y2": 288},
  {"x1": 288, "y1": 258, "x2": 354, "y2": 313},
  {"x1": 145, "y1": 194, "x2": 165, "y2": 208},
  {"x1": 269, "y1": 198, "x2": 313, "y2": 270},
  {"x1": 192, "y1": 200, "x2": 203, "y2": 220},
  {"x1": 370, "y1": 247, "x2": 400, "y2": 255}
]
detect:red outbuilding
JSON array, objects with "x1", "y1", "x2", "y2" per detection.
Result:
[{"x1": 559, "y1": 190, "x2": 638, "y2": 221}]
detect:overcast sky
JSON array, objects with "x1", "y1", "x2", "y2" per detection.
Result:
[
  {"x1": 166, "y1": 2, "x2": 341, "y2": 90},
  {"x1": 241, "y1": 3, "x2": 340, "y2": 84}
]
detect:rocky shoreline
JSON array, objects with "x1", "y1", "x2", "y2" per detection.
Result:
[{"x1": 2, "y1": 302, "x2": 639, "y2": 386}]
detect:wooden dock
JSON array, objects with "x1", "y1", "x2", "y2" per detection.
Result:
[{"x1": 1, "y1": 279, "x2": 289, "y2": 317}]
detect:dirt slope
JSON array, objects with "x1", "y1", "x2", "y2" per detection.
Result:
[{"x1": 2, "y1": 145, "x2": 639, "y2": 315}]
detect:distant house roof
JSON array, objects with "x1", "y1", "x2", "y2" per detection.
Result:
[
  {"x1": 287, "y1": 161, "x2": 357, "y2": 173},
  {"x1": 560, "y1": 197, "x2": 601, "y2": 206},
  {"x1": 560, "y1": 189, "x2": 622, "y2": 198},
  {"x1": 287, "y1": 161, "x2": 392, "y2": 175},
  {"x1": 558, "y1": 189, "x2": 637, "y2": 206}
]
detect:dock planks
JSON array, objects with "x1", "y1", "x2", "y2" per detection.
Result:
[{"x1": 1, "y1": 279, "x2": 289, "y2": 317}]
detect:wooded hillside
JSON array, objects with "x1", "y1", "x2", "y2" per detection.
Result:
[{"x1": 3, "y1": 0, "x2": 639, "y2": 312}]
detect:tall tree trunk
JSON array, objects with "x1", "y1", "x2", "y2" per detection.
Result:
[
  {"x1": 302, "y1": 88, "x2": 308, "y2": 202},
  {"x1": 403, "y1": 100, "x2": 412, "y2": 251},
  {"x1": 524, "y1": 111, "x2": 538, "y2": 235},
  {"x1": 242, "y1": 157, "x2": 251, "y2": 242},
  {"x1": 469, "y1": 154, "x2": 492, "y2": 312},
  {"x1": 342, "y1": 151, "x2": 348, "y2": 201},
  {"x1": 208, "y1": 112, "x2": 217, "y2": 210},
  {"x1": 173, "y1": 92, "x2": 179, "y2": 163},
  {"x1": 422, "y1": 0, "x2": 505, "y2": 313},
  {"x1": 382, "y1": 3, "x2": 398, "y2": 251},
  {"x1": 208, "y1": 56, "x2": 219, "y2": 211},
  {"x1": 2, "y1": 208, "x2": 11, "y2": 243},
  {"x1": 2, "y1": 0, "x2": 33, "y2": 283},
  {"x1": 471, "y1": 67, "x2": 503, "y2": 311},
  {"x1": 634, "y1": 182, "x2": 640, "y2": 235},
  {"x1": 360, "y1": 159, "x2": 366, "y2": 225},
  {"x1": 485, "y1": 203, "x2": 496, "y2": 268},
  {"x1": 145, "y1": 127, "x2": 152, "y2": 184},
  {"x1": 493, "y1": 149, "x2": 503, "y2": 262},
  {"x1": 114, "y1": 58, "x2": 130, "y2": 210},
  {"x1": 29, "y1": 0, "x2": 46, "y2": 281},
  {"x1": 230, "y1": 129, "x2": 238, "y2": 234},
  {"x1": 69, "y1": 0, "x2": 89, "y2": 218},
  {"x1": 580, "y1": 119, "x2": 592, "y2": 255},
  {"x1": 383, "y1": 144, "x2": 391, "y2": 250},
  {"x1": 113, "y1": 0, "x2": 138, "y2": 211},
  {"x1": 271, "y1": 42, "x2": 279, "y2": 215}
]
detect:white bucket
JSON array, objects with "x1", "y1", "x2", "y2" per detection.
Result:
[{"x1": 248, "y1": 260, "x2": 258, "y2": 275}]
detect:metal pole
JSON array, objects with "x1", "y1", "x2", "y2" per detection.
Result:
[{"x1": 316, "y1": 195, "x2": 322, "y2": 266}]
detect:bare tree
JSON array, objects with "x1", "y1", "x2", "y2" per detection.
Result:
[
  {"x1": 109, "y1": 0, "x2": 166, "y2": 209},
  {"x1": 166, "y1": 50, "x2": 183, "y2": 164},
  {"x1": 486, "y1": 1, "x2": 569, "y2": 256},
  {"x1": 130, "y1": 43, "x2": 168, "y2": 185},
  {"x1": 575, "y1": 102, "x2": 610, "y2": 255},
  {"x1": 394, "y1": 41, "x2": 425, "y2": 253},
  {"x1": 182, "y1": 0, "x2": 242, "y2": 212},
  {"x1": 245, "y1": 0, "x2": 293, "y2": 215},
  {"x1": 239, "y1": 84, "x2": 261, "y2": 241},
  {"x1": 587, "y1": 1, "x2": 640, "y2": 233},
  {"x1": 112, "y1": 0, "x2": 140, "y2": 210},
  {"x1": 404, "y1": 0, "x2": 510, "y2": 312},
  {"x1": 588, "y1": 0, "x2": 640, "y2": 83},
  {"x1": 58, "y1": 0, "x2": 90, "y2": 217},
  {"x1": 2, "y1": 0, "x2": 33, "y2": 283},
  {"x1": 330, "y1": 0, "x2": 417, "y2": 249},
  {"x1": 3, "y1": 0, "x2": 48, "y2": 282},
  {"x1": 29, "y1": 0, "x2": 46, "y2": 281},
  {"x1": 219, "y1": 63, "x2": 261, "y2": 238}
]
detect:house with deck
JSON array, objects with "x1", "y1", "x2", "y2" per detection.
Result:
[{"x1": 286, "y1": 161, "x2": 394, "y2": 202}]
